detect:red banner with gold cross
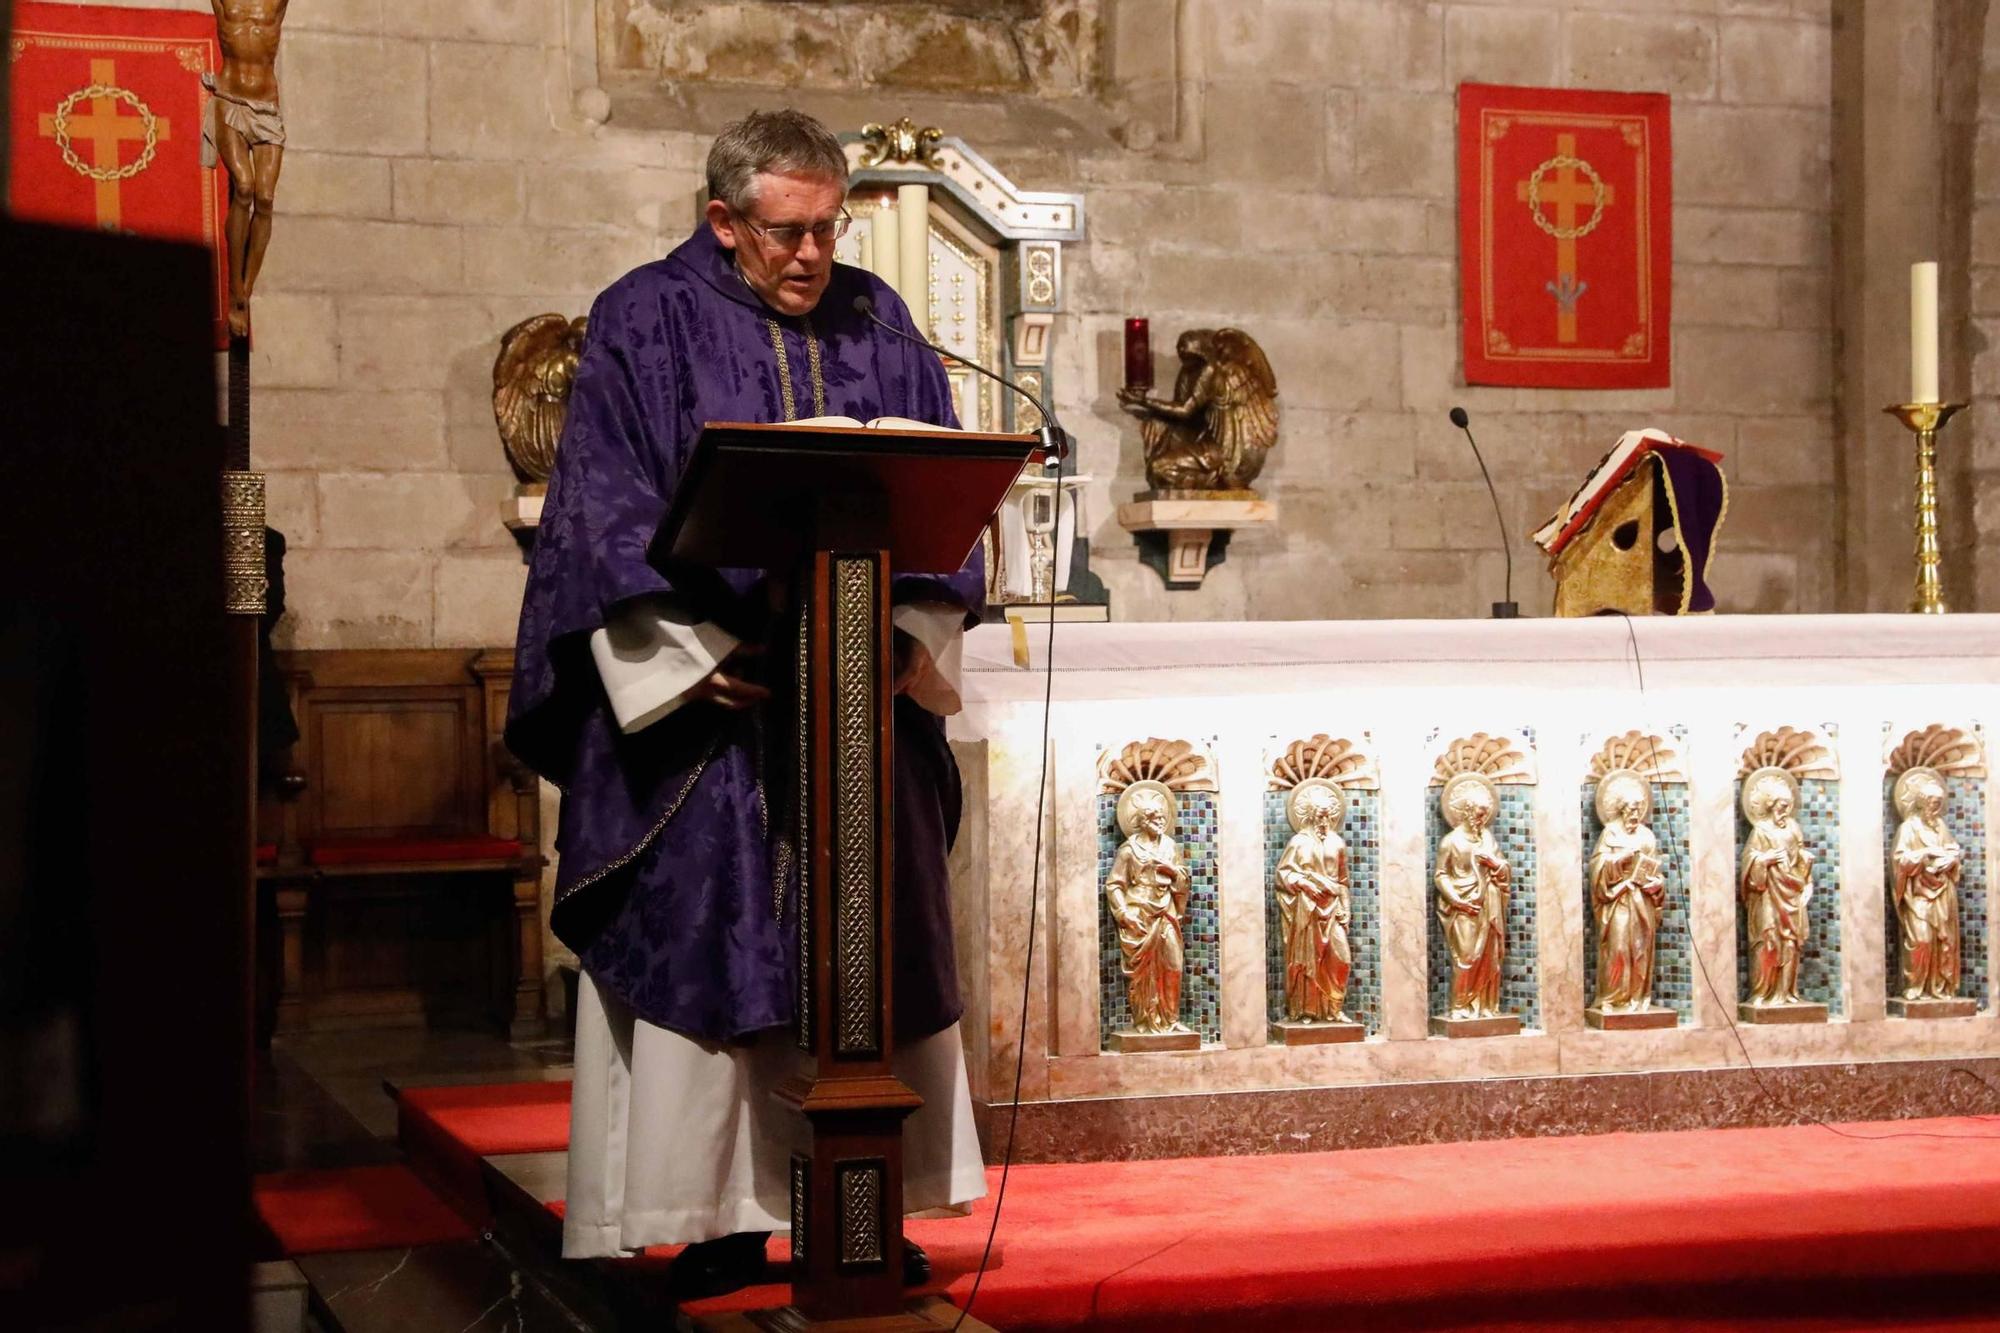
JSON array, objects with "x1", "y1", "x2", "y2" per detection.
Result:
[
  {"x1": 9, "y1": 3, "x2": 229, "y2": 348},
  {"x1": 1458, "y1": 83, "x2": 1672, "y2": 389}
]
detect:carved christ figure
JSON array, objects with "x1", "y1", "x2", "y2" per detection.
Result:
[
  {"x1": 1435, "y1": 778, "x2": 1510, "y2": 1019},
  {"x1": 207, "y1": 0, "x2": 289, "y2": 336},
  {"x1": 1590, "y1": 776, "x2": 1667, "y2": 1013},
  {"x1": 1892, "y1": 770, "x2": 1964, "y2": 1002},
  {"x1": 1105, "y1": 786, "x2": 1192, "y2": 1034},
  {"x1": 1740, "y1": 771, "x2": 1815, "y2": 1007},
  {"x1": 1274, "y1": 784, "x2": 1352, "y2": 1022}
]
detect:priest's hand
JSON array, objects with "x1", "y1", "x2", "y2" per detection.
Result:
[{"x1": 689, "y1": 645, "x2": 771, "y2": 711}]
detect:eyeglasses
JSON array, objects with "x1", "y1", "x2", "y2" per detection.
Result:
[{"x1": 738, "y1": 209, "x2": 852, "y2": 251}]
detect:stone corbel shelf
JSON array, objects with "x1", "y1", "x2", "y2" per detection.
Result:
[
  {"x1": 1117, "y1": 493, "x2": 1276, "y2": 588},
  {"x1": 502, "y1": 492, "x2": 543, "y2": 561}
]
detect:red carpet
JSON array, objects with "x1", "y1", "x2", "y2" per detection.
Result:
[
  {"x1": 252, "y1": 1164, "x2": 474, "y2": 1257},
  {"x1": 394, "y1": 1079, "x2": 569, "y2": 1221},
  {"x1": 672, "y1": 1118, "x2": 2000, "y2": 1331},
  {"x1": 392, "y1": 1080, "x2": 2000, "y2": 1330}
]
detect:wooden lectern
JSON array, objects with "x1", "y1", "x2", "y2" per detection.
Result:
[{"x1": 653, "y1": 422, "x2": 1039, "y2": 1332}]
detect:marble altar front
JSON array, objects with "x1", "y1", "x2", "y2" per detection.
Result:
[{"x1": 945, "y1": 615, "x2": 2000, "y2": 1152}]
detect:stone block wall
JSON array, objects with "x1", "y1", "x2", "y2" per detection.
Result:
[
  {"x1": 70, "y1": 0, "x2": 1849, "y2": 637},
  {"x1": 1974, "y1": 19, "x2": 2000, "y2": 607},
  {"x1": 1071, "y1": 0, "x2": 1839, "y2": 622}
]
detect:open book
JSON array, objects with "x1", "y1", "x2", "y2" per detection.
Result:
[{"x1": 789, "y1": 415, "x2": 961, "y2": 431}]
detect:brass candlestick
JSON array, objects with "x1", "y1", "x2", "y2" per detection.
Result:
[{"x1": 1884, "y1": 401, "x2": 1966, "y2": 615}]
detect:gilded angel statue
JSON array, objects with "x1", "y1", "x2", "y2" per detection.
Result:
[
  {"x1": 492, "y1": 312, "x2": 589, "y2": 488},
  {"x1": 1116, "y1": 328, "x2": 1279, "y2": 493}
]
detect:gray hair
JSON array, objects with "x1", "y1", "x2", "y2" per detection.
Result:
[{"x1": 706, "y1": 109, "x2": 849, "y2": 213}]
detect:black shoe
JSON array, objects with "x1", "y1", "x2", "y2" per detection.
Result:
[
  {"x1": 903, "y1": 1240, "x2": 931, "y2": 1287},
  {"x1": 670, "y1": 1231, "x2": 769, "y2": 1300}
]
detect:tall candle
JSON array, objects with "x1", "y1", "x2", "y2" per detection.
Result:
[
  {"x1": 1123, "y1": 316, "x2": 1152, "y2": 390},
  {"x1": 1911, "y1": 260, "x2": 1939, "y2": 404},
  {"x1": 898, "y1": 183, "x2": 930, "y2": 338},
  {"x1": 873, "y1": 206, "x2": 901, "y2": 298}
]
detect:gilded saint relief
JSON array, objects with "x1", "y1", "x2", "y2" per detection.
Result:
[
  {"x1": 1264, "y1": 736, "x2": 1380, "y2": 1044},
  {"x1": 1734, "y1": 726, "x2": 1840, "y2": 1024},
  {"x1": 1581, "y1": 731, "x2": 1690, "y2": 1031},
  {"x1": 1882, "y1": 725, "x2": 1987, "y2": 1019},
  {"x1": 1097, "y1": 738, "x2": 1218, "y2": 1053},
  {"x1": 1427, "y1": 732, "x2": 1537, "y2": 1038}
]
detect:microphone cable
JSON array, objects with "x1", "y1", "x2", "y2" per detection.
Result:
[
  {"x1": 846, "y1": 287, "x2": 1066, "y2": 1329},
  {"x1": 1610, "y1": 611, "x2": 2000, "y2": 1139},
  {"x1": 949, "y1": 443, "x2": 1060, "y2": 1330}
]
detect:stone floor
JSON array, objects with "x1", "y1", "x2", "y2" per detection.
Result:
[{"x1": 254, "y1": 1022, "x2": 587, "y2": 1332}]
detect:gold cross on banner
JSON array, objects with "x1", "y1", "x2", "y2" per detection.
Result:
[
  {"x1": 38, "y1": 58, "x2": 173, "y2": 232},
  {"x1": 1516, "y1": 132, "x2": 1612, "y2": 345}
]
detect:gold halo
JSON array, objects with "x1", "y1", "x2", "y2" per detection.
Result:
[
  {"x1": 1594, "y1": 769, "x2": 1652, "y2": 826},
  {"x1": 1740, "y1": 766, "x2": 1800, "y2": 822},
  {"x1": 1115, "y1": 780, "x2": 1178, "y2": 837},
  {"x1": 1893, "y1": 766, "x2": 1946, "y2": 820},
  {"x1": 1439, "y1": 772, "x2": 1499, "y2": 824},
  {"x1": 1285, "y1": 778, "x2": 1347, "y2": 834}
]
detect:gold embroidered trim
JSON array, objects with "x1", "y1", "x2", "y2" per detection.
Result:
[
  {"x1": 804, "y1": 314, "x2": 826, "y2": 417},
  {"x1": 765, "y1": 318, "x2": 796, "y2": 422},
  {"x1": 553, "y1": 732, "x2": 721, "y2": 905},
  {"x1": 764, "y1": 315, "x2": 827, "y2": 422}
]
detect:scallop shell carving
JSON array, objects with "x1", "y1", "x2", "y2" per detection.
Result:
[
  {"x1": 1886, "y1": 725, "x2": 1986, "y2": 778},
  {"x1": 1097, "y1": 737, "x2": 1218, "y2": 794},
  {"x1": 1736, "y1": 726, "x2": 1838, "y2": 780},
  {"x1": 1431, "y1": 732, "x2": 1535, "y2": 785},
  {"x1": 1588, "y1": 730, "x2": 1687, "y2": 783},
  {"x1": 1268, "y1": 735, "x2": 1379, "y2": 790}
]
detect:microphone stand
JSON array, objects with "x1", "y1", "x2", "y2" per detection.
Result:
[
  {"x1": 852, "y1": 295, "x2": 1073, "y2": 464},
  {"x1": 1450, "y1": 406, "x2": 1519, "y2": 619}
]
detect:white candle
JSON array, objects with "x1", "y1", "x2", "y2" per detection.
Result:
[
  {"x1": 872, "y1": 206, "x2": 901, "y2": 297},
  {"x1": 898, "y1": 183, "x2": 930, "y2": 337},
  {"x1": 1911, "y1": 260, "x2": 1939, "y2": 404}
]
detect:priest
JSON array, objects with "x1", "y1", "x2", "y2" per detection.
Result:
[{"x1": 506, "y1": 108, "x2": 986, "y2": 1293}]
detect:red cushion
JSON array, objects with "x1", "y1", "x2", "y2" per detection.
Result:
[
  {"x1": 255, "y1": 842, "x2": 278, "y2": 866},
  {"x1": 252, "y1": 1164, "x2": 473, "y2": 1256},
  {"x1": 307, "y1": 835, "x2": 522, "y2": 867}
]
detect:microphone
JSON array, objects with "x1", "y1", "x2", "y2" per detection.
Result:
[
  {"x1": 852, "y1": 294, "x2": 1072, "y2": 462},
  {"x1": 1449, "y1": 406, "x2": 1519, "y2": 619}
]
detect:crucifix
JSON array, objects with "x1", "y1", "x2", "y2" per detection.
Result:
[
  {"x1": 1517, "y1": 131, "x2": 1613, "y2": 345},
  {"x1": 37, "y1": 59, "x2": 171, "y2": 232}
]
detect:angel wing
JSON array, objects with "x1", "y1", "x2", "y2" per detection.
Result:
[{"x1": 492, "y1": 312, "x2": 588, "y2": 486}]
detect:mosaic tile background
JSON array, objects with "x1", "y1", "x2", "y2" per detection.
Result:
[
  {"x1": 1734, "y1": 775, "x2": 1844, "y2": 1015},
  {"x1": 1880, "y1": 774, "x2": 1989, "y2": 1011},
  {"x1": 1263, "y1": 789, "x2": 1381, "y2": 1034},
  {"x1": 1426, "y1": 785, "x2": 1541, "y2": 1030},
  {"x1": 1580, "y1": 781, "x2": 1692, "y2": 1021},
  {"x1": 1098, "y1": 790, "x2": 1221, "y2": 1048}
]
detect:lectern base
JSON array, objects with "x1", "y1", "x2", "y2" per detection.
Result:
[{"x1": 701, "y1": 1296, "x2": 1001, "y2": 1332}]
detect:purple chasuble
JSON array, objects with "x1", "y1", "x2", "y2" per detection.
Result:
[{"x1": 507, "y1": 224, "x2": 984, "y2": 1044}]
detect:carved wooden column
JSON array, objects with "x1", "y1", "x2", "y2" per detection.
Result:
[{"x1": 767, "y1": 548, "x2": 926, "y2": 1327}]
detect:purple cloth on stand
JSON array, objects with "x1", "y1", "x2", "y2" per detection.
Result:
[
  {"x1": 507, "y1": 224, "x2": 983, "y2": 1043},
  {"x1": 1656, "y1": 447, "x2": 1726, "y2": 613}
]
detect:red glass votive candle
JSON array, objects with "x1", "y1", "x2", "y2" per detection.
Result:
[{"x1": 1123, "y1": 317, "x2": 1152, "y2": 390}]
